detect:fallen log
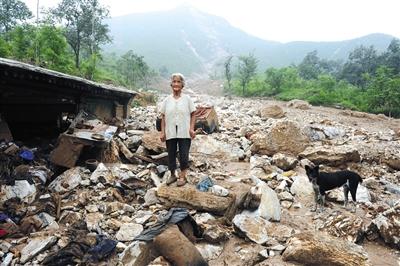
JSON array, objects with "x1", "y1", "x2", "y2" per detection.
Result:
[{"x1": 157, "y1": 185, "x2": 232, "y2": 215}]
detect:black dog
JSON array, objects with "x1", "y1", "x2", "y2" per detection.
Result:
[{"x1": 305, "y1": 165, "x2": 363, "y2": 212}]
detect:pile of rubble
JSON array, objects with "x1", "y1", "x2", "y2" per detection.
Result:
[{"x1": 1, "y1": 94, "x2": 400, "y2": 265}]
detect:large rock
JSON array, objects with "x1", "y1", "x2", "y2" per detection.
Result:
[
  {"x1": 232, "y1": 213, "x2": 269, "y2": 244},
  {"x1": 250, "y1": 120, "x2": 309, "y2": 156},
  {"x1": 282, "y1": 232, "x2": 370, "y2": 266},
  {"x1": 382, "y1": 156, "x2": 400, "y2": 170},
  {"x1": 272, "y1": 153, "x2": 298, "y2": 171},
  {"x1": 116, "y1": 223, "x2": 144, "y2": 242},
  {"x1": 287, "y1": 99, "x2": 311, "y2": 110},
  {"x1": 141, "y1": 130, "x2": 166, "y2": 153},
  {"x1": 191, "y1": 135, "x2": 245, "y2": 161},
  {"x1": 259, "y1": 105, "x2": 285, "y2": 119},
  {"x1": 119, "y1": 241, "x2": 155, "y2": 266},
  {"x1": 251, "y1": 182, "x2": 281, "y2": 221},
  {"x1": 290, "y1": 175, "x2": 314, "y2": 197},
  {"x1": 299, "y1": 145, "x2": 360, "y2": 166}
]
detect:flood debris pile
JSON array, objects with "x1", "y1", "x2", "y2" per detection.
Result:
[{"x1": 1, "y1": 73, "x2": 400, "y2": 265}]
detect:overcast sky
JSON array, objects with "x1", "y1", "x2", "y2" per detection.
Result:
[{"x1": 23, "y1": 0, "x2": 400, "y2": 43}]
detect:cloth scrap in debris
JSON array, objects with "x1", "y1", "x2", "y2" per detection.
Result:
[
  {"x1": 43, "y1": 241, "x2": 90, "y2": 265},
  {"x1": 196, "y1": 176, "x2": 214, "y2": 192},
  {"x1": 19, "y1": 150, "x2": 34, "y2": 161},
  {"x1": 0, "y1": 213, "x2": 9, "y2": 223},
  {"x1": 87, "y1": 237, "x2": 117, "y2": 262},
  {"x1": 134, "y1": 208, "x2": 200, "y2": 242}
]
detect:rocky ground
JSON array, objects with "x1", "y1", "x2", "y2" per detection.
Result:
[{"x1": 1, "y1": 90, "x2": 400, "y2": 265}]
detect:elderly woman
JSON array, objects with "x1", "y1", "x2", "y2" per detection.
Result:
[{"x1": 160, "y1": 73, "x2": 196, "y2": 186}]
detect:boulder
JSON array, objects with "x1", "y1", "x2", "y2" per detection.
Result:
[
  {"x1": 141, "y1": 130, "x2": 166, "y2": 153},
  {"x1": 299, "y1": 145, "x2": 360, "y2": 166},
  {"x1": 259, "y1": 105, "x2": 285, "y2": 119},
  {"x1": 290, "y1": 175, "x2": 314, "y2": 197},
  {"x1": 287, "y1": 99, "x2": 311, "y2": 110},
  {"x1": 282, "y1": 232, "x2": 370, "y2": 266},
  {"x1": 272, "y1": 153, "x2": 298, "y2": 171},
  {"x1": 250, "y1": 120, "x2": 309, "y2": 156},
  {"x1": 232, "y1": 213, "x2": 269, "y2": 244}
]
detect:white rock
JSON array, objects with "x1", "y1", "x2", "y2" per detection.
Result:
[
  {"x1": 252, "y1": 182, "x2": 281, "y2": 221},
  {"x1": 290, "y1": 175, "x2": 314, "y2": 197},
  {"x1": 116, "y1": 223, "x2": 143, "y2": 241},
  {"x1": 196, "y1": 243, "x2": 223, "y2": 261},
  {"x1": 119, "y1": 241, "x2": 148, "y2": 266},
  {"x1": 20, "y1": 236, "x2": 58, "y2": 264},
  {"x1": 233, "y1": 212, "x2": 269, "y2": 244}
]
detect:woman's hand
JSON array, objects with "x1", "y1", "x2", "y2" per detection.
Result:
[
  {"x1": 160, "y1": 132, "x2": 166, "y2": 142},
  {"x1": 189, "y1": 129, "x2": 196, "y2": 139}
]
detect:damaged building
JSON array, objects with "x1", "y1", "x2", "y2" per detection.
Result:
[{"x1": 0, "y1": 57, "x2": 136, "y2": 167}]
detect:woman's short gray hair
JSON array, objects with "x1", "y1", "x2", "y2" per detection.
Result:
[{"x1": 170, "y1": 72, "x2": 185, "y2": 87}]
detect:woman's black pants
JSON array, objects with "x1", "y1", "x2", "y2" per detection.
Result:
[{"x1": 165, "y1": 138, "x2": 191, "y2": 172}]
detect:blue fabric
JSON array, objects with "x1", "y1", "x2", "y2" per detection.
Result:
[
  {"x1": 196, "y1": 176, "x2": 214, "y2": 192},
  {"x1": 134, "y1": 208, "x2": 190, "y2": 242},
  {"x1": 19, "y1": 150, "x2": 34, "y2": 161},
  {"x1": 87, "y1": 238, "x2": 117, "y2": 261},
  {"x1": 0, "y1": 213, "x2": 9, "y2": 223}
]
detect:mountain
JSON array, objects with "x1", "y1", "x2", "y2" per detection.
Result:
[{"x1": 106, "y1": 5, "x2": 397, "y2": 75}]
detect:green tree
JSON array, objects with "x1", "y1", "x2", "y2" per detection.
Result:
[
  {"x1": 36, "y1": 25, "x2": 74, "y2": 72},
  {"x1": 237, "y1": 53, "x2": 258, "y2": 95},
  {"x1": 50, "y1": 0, "x2": 111, "y2": 69},
  {"x1": 0, "y1": 0, "x2": 32, "y2": 36},
  {"x1": 9, "y1": 25, "x2": 35, "y2": 61},
  {"x1": 367, "y1": 67, "x2": 400, "y2": 117},
  {"x1": 117, "y1": 50, "x2": 152, "y2": 89},
  {"x1": 265, "y1": 67, "x2": 284, "y2": 95},
  {"x1": 383, "y1": 38, "x2": 400, "y2": 75},
  {"x1": 341, "y1": 45, "x2": 380, "y2": 88},
  {"x1": 224, "y1": 55, "x2": 233, "y2": 91},
  {"x1": 0, "y1": 36, "x2": 10, "y2": 56},
  {"x1": 298, "y1": 50, "x2": 321, "y2": 80}
]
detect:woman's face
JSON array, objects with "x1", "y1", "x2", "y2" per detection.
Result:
[{"x1": 171, "y1": 76, "x2": 183, "y2": 92}]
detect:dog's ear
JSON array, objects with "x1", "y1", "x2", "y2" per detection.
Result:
[{"x1": 305, "y1": 165, "x2": 311, "y2": 172}]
